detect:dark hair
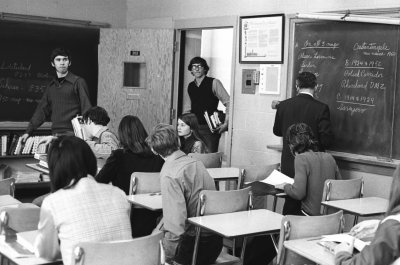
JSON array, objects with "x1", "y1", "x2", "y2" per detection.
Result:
[
  {"x1": 187, "y1": 57, "x2": 210, "y2": 74},
  {"x1": 82, "y1": 106, "x2": 110, "y2": 126},
  {"x1": 48, "y1": 136, "x2": 97, "y2": 192},
  {"x1": 296, "y1": 72, "x2": 317, "y2": 89},
  {"x1": 387, "y1": 165, "x2": 400, "y2": 215},
  {"x1": 118, "y1": 115, "x2": 152, "y2": 155},
  {"x1": 146, "y1": 123, "x2": 179, "y2": 157},
  {"x1": 286, "y1": 123, "x2": 319, "y2": 155},
  {"x1": 50, "y1": 47, "x2": 71, "y2": 62},
  {"x1": 178, "y1": 113, "x2": 208, "y2": 151}
]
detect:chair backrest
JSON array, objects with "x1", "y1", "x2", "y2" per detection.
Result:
[
  {"x1": 197, "y1": 186, "x2": 252, "y2": 216},
  {"x1": 0, "y1": 177, "x2": 16, "y2": 197},
  {"x1": 277, "y1": 211, "x2": 344, "y2": 265},
  {"x1": 188, "y1": 152, "x2": 223, "y2": 168},
  {"x1": 0, "y1": 204, "x2": 40, "y2": 236},
  {"x1": 73, "y1": 232, "x2": 164, "y2": 265},
  {"x1": 129, "y1": 172, "x2": 161, "y2": 195},
  {"x1": 321, "y1": 178, "x2": 363, "y2": 214},
  {"x1": 238, "y1": 163, "x2": 280, "y2": 189}
]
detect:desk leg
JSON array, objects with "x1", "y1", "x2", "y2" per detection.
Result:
[
  {"x1": 270, "y1": 234, "x2": 279, "y2": 253},
  {"x1": 272, "y1": 196, "x2": 278, "y2": 212},
  {"x1": 240, "y1": 237, "x2": 248, "y2": 262},
  {"x1": 353, "y1": 215, "x2": 359, "y2": 226}
]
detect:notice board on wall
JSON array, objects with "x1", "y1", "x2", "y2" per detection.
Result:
[
  {"x1": 289, "y1": 19, "x2": 400, "y2": 159},
  {"x1": 0, "y1": 20, "x2": 99, "y2": 124}
]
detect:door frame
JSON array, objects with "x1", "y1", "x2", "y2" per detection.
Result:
[{"x1": 173, "y1": 16, "x2": 238, "y2": 166}]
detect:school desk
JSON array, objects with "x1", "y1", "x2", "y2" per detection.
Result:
[
  {"x1": 127, "y1": 193, "x2": 162, "y2": 211},
  {"x1": 207, "y1": 167, "x2": 240, "y2": 190},
  {"x1": 283, "y1": 236, "x2": 335, "y2": 265},
  {"x1": 188, "y1": 209, "x2": 283, "y2": 261},
  {"x1": 321, "y1": 197, "x2": 388, "y2": 224},
  {"x1": 0, "y1": 235, "x2": 62, "y2": 265}
]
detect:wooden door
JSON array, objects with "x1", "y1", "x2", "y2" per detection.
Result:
[{"x1": 98, "y1": 28, "x2": 174, "y2": 133}]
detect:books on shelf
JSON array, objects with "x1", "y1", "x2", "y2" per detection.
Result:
[
  {"x1": 204, "y1": 111, "x2": 225, "y2": 133},
  {"x1": 0, "y1": 134, "x2": 51, "y2": 156},
  {"x1": 72, "y1": 116, "x2": 86, "y2": 140}
]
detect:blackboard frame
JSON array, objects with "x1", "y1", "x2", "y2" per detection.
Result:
[{"x1": 286, "y1": 17, "x2": 400, "y2": 165}]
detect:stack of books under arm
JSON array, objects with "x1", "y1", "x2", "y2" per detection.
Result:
[
  {"x1": 203, "y1": 111, "x2": 225, "y2": 133},
  {"x1": 0, "y1": 134, "x2": 50, "y2": 156}
]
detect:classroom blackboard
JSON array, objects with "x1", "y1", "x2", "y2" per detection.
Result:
[
  {"x1": 0, "y1": 20, "x2": 99, "y2": 123},
  {"x1": 290, "y1": 20, "x2": 400, "y2": 159}
]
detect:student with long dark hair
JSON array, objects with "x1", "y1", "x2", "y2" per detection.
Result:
[
  {"x1": 34, "y1": 136, "x2": 131, "y2": 265},
  {"x1": 96, "y1": 115, "x2": 164, "y2": 237},
  {"x1": 177, "y1": 113, "x2": 208, "y2": 154}
]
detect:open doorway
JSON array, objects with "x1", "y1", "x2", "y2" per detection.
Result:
[{"x1": 176, "y1": 27, "x2": 234, "y2": 157}]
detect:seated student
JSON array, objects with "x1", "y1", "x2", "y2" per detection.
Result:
[
  {"x1": 34, "y1": 136, "x2": 131, "y2": 265},
  {"x1": 145, "y1": 124, "x2": 222, "y2": 265},
  {"x1": 177, "y1": 113, "x2": 208, "y2": 154},
  {"x1": 278, "y1": 123, "x2": 341, "y2": 216},
  {"x1": 334, "y1": 165, "x2": 400, "y2": 265},
  {"x1": 82, "y1": 106, "x2": 119, "y2": 157},
  {"x1": 96, "y1": 115, "x2": 164, "y2": 237}
]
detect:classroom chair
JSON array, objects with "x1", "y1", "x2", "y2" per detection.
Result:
[
  {"x1": 188, "y1": 152, "x2": 223, "y2": 168},
  {"x1": 129, "y1": 172, "x2": 161, "y2": 195},
  {"x1": 239, "y1": 163, "x2": 286, "y2": 212},
  {"x1": 0, "y1": 204, "x2": 40, "y2": 238},
  {"x1": 321, "y1": 178, "x2": 364, "y2": 225},
  {"x1": 276, "y1": 211, "x2": 344, "y2": 265},
  {"x1": 73, "y1": 232, "x2": 165, "y2": 265},
  {"x1": 191, "y1": 187, "x2": 252, "y2": 265},
  {"x1": 0, "y1": 177, "x2": 16, "y2": 197}
]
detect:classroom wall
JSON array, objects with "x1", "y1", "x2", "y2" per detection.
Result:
[
  {"x1": 126, "y1": 0, "x2": 400, "y2": 199},
  {"x1": 0, "y1": 0, "x2": 127, "y2": 28}
]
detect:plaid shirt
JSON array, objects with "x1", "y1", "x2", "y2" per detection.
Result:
[{"x1": 34, "y1": 176, "x2": 132, "y2": 265}]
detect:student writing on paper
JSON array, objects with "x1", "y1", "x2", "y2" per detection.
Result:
[
  {"x1": 82, "y1": 106, "x2": 119, "y2": 158},
  {"x1": 34, "y1": 136, "x2": 131, "y2": 265},
  {"x1": 96, "y1": 115, "x2": 164, "y2": 237},
  {"x1": 334, "y1": 165, "x2": 400, "y2": 265},
  {"x1": 177, "y1": 113, "x2": 209, "y2": 154},
  {"x1": 277, "y1": 123, "x2": 341, "y2": 216}
]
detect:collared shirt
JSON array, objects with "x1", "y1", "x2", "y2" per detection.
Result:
[
  {"x1": 86, "y1": 126, "x2": 119, "y2": 158},
  {"x1": 160, "y1": 150, "x2": 216, "y2": 237},
  {"x1": 26, "y1": 72, "x2": 92, "y2": 135},
  {"x1": 299, "y1": 91, "x2": 314, "y2": 97},
  {"x1": 34, "y1": 176, "x2": 132, "y2": 265}
]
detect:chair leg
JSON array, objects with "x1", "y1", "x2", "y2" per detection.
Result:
[
  {"x1": 232, "y1": 238, "x2": 236, "y2": 257},
  {"x1": 239, "y1": 237, "x2": 248, "y2": 262},
  {"x1": 353, "y1": 215, "x2": 359, "y2": 226},
  {"x1": 191, "y1": 227, "x2": 201, "y2": 265}
]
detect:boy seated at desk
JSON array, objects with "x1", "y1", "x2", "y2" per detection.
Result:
[
  {"x1": 34, "y1": 136, "x2": 131, "y2": 265},
  {"x1": 82, "y1": 106, "x2": 119, "y2": 157},
  {"x1": 145, "y1": 124, "x2": 222, "y2": 265}
]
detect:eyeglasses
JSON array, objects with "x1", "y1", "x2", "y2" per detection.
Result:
[{"x1": 191, "y1": 64, "x2": 204, "y2": 70}]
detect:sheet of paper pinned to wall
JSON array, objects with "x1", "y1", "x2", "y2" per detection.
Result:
[
  {"x1": 260, "y1": 169, "x2": 294, "y2": 186},
  {"x1": 259, "y1": 64, "x2": 281, "y2": 94}
]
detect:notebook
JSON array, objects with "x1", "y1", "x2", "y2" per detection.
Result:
[{"x1": 16, "y1": 230, "x2": 37, "y2": 253}]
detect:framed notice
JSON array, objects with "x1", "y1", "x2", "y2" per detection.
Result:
[{"x1": 239, "y1": 14, "x2": 285, "y2": 64}]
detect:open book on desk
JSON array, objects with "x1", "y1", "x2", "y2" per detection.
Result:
[{"x1": 318, "y1": 233, "x2": 371, "y2": 254}]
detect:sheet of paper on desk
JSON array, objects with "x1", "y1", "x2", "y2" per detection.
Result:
[
  {"x1": 259, "y1": 170, "x2": 294, "y2": 187},
  {"x1": 321, "y1": 234, "x2": 370, "y2": 252}
]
